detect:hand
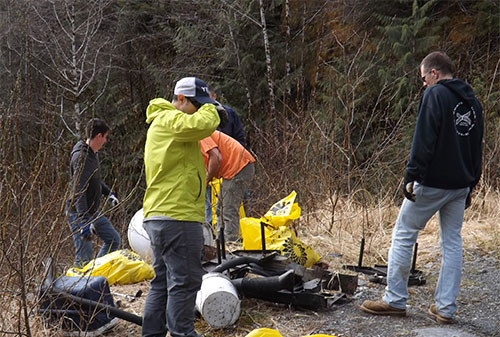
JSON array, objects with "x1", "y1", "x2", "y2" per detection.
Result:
[
  {"x1": 465, "y1": 190, "x2": 472, "y2": 209},
  {"x1": 80, "y1": 223, "x2": 92, "y2": 240},
  {"x1": 90, "y1": 222, "x2": 97, "y2": 236},
  {"x1": 213, "y1": 101, "x2": 228, "y2": 129},
  {"x1": 109, "y1": 192, "x2": 119, "y2": 207},
  {"x1": 402, "y1": 171, "x2": 416, "y2": 202}
]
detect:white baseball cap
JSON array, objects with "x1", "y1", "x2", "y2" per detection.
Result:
[{"x1": 174, "y1": 77, "x2": 216, "y2": 105}]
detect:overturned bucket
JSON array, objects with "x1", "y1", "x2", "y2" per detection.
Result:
[{"x1": 195, "y1": 272, "x2": 240, "y2": 328}]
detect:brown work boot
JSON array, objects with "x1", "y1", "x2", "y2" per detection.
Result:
[
  {"x1": 360, "y1": 300, "x2": 406, "y2": 316},
  {"x1": 428, "y1": 304, "x2": 452, "y2": 324}
]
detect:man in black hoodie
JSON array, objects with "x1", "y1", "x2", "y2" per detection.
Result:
[
  {"x1": 67, "y1": 118, "x2": 121, "y2": 267},
  {"x1": 361, "y1": 52, "x2": 483, "y2": 323}
]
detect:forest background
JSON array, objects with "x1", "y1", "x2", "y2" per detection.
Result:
[{"x1": 0, "y1": 0, "x2": 498, "y2": 336}]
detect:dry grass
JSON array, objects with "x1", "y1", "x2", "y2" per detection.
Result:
[{"x1": 18, "y1": 189, "x2": 500, "y2": 336}]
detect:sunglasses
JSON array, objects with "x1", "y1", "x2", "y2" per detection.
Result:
[
  {"x1": 421, "y1": 69, "x2": 439, "y2": 82},
  {"x1": 186, "y1": 97, "x2": 202, "y2": 109},
  {"x1": 421, "y1": 71, "x2": 430, "y2": 82}
]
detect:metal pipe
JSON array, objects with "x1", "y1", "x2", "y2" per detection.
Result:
[
  {"x1": 358, "y1": 237, "x2": 365, "y2": 267},
  {"x1": 212, "y1": 256, "x2": 262, "y2": 273},
  {"x1": 261, "y1": 221, "x2": 266, "y2": 254},
  {"x1": 52, "y1": 291, "x2": 142, "y2": 326},
  {"x1": 411, "y1": 242, "x2": 418, "y2": 273},
  {"x1": 216, "y1": 238, "x2": 222, "y2": 265},
  {"x1": 220, "y1": 230, "x2": 226, "y2": 260}
]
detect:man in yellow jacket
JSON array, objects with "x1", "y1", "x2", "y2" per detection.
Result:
[{"x1": 142, "y1": 77, "x2": 221, "y2": 337}]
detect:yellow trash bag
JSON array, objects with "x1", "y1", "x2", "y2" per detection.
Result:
[
  {"x1": 240, "y1": 191, "x2": 321, "y2": 268},
  {"x1": 240, "y1": 217, "x2": 268, "y2": 249},
  {"x1": 262, "y1": 190, "x2": 300, "y2": 228},
  {"x1": 245, "y1": 328, "x2": 283, "y2": 337},
  {"x1": 245, "y1": 328, "x2": 337, "y2": 337},
  {"x1": 66, "y1": 249, "x2": 154, "y2": 286}
]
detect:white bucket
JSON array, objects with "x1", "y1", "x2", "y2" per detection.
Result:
[
  {"x1": 195, "y1": 272, "x2": 241, "y2": 328},
  {"x1": 127, "y1": 208, "x2": 215, "y2": 261},
  {"x1": 127, "y1": 208, "x2": 153, "y2": 261}
]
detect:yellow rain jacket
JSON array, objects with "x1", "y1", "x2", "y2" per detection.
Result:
[{"x1": 143, "y1": 98, "x2": 219, "y2": 222}]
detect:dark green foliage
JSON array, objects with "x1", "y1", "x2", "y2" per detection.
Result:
[
  {"x1": 1, "y1": 2, "x2": 499, "y2": 335},
  {"x1": 374, "y1": 0, "x2": 447, "y2": 116},
  {"x1": 0, "y1": 0, "x2": 498, "y2": 216}
]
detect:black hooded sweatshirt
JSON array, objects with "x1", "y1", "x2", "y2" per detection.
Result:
[
  {"x1": 67, "y1": 140, "x2": 111, "y2": 220},
  {"x1": 406, "y1": 78, "x2": 483, "y2": 189}
]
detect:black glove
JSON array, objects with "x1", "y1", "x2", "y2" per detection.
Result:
[
  {"x1": 213, "y1": 101, "x2": 228, "y2": 129},
  {"x1": 402, "y1": 171, "x2": 416, "y2": 202},
  {"x1": 465, "y1": 189, "x2": 472, "y2": 209}
]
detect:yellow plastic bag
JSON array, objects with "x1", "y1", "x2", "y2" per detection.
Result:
[
  {"x1": 241, "y1": 191, "x2": 321, "y2": 268},
  {"x1": 266, "y1": 225, "x2": 320, "y2": 267},
  {"x1": 245, "y1": 328, "x2": 283, "y2": 337},
  {"x1": 240, "y1": 217, "x2": 269, "y2": 249},
  {"x1": 263, "y1": 190, "x2": 300, "y2": 228},
  {"x1": 245, "y1": 328, "x2": 337, "y2": 337},
  {"x1": 66, "y1": 249, "x2": 154, "y2": 285}
]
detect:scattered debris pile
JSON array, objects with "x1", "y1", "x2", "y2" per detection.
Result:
[
  {"x1": 38, "y1": 258, "x2": 142, "y2": 336},
  {"x1": 197, "y1": 249, "x2": 357, "y2": 328},
  {"x1": 343, "y1": 238, "x2": 426, "y2": 286}
]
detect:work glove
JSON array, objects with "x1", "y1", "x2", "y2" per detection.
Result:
[
  {"x1": 109, "y1": 192, "x2": 119, "y2": 207},
  {"x1": 213, "y1": 101, "x2": 228, "y2": 129},
  {"x1": 402, "y1": 171, "x2": 416, "y2": 202},
  {"x1": 90, "y1": 222, "x2": 97, "y2": 236},
  {"x1": 79, "y1": 223, "x2": 92, "y2": 240}
]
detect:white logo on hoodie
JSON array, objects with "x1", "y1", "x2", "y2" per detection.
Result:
[{"x1": 454, "y1": 101, "x2": 476, "y2": 137}]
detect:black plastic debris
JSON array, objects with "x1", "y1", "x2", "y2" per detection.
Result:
[
  {"x1": 343, "y1": 238, "x2": 426, "y2": 286},
  {"x1": 203, "y1": 250, "x2": 357, "y2": 311}
]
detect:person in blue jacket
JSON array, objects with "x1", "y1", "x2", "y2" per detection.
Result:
[
  {"x1": 205, "y1": 88, "x2": 248, "y2": 229},
  {"x1": 209, "y1": 88, "x2": 246, "y2": 147},
  {"x1": 360, "y1": 51, "x2": 483, "y2": 324}
]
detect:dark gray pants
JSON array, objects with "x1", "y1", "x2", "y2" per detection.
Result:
[
  {"x1": 142, "y1": 220, "x2": 204, "y2": 337},
  {"x1": 217, "y1": 162, "x2": 255, "y2": 241}
]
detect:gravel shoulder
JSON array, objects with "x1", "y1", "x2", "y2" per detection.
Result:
[
  {"x1": 111, "y1": 247, "x2": 499, "y2": 337},
  {"x1": 309, "y1": 248, "x2": 500, "y2": 337}
]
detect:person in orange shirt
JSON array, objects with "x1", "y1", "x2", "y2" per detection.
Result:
[{"x1": 199, "y1": 131, "x2": 255, "y2": 241}]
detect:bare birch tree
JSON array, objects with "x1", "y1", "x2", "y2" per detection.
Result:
[
  {"x1": 258, "y1": 0, "x2": 277, "y2": 138},
  {"x1": 225, "y1": 8, "x2": 253, "y2": 114},
  {"x1": 29, "y1": 0, "x2": 115, "y2": 136},
  {"x1": 284, "y1": 0, "x2": 291, "y2": 102}
]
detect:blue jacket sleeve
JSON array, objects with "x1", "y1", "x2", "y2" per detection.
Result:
[{"x1": 218, "y1": 105, "x2": 246, "y2": 147}]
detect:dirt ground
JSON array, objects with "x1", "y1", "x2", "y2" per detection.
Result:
[
  {"x1": 108, "y1": 243, "x2": 499, "y2": 337},
  {"x1": 39, "y1": 198, "x2": 500, "y2": 337}
]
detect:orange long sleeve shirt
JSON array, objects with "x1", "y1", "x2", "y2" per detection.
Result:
[{"x1": 199, "y1": 131, "x2": 255, "y2": 179}]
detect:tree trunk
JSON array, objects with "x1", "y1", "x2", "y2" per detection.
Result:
[
  {"x1": 284, "y1": 0, "x2": 291, "y2": 103},
  {"x1": 258, "y1": 0, "x2": 277, "y2": 139},
  {"x1": 227, "y1": 10, "x2": 253, "y2": 116}
]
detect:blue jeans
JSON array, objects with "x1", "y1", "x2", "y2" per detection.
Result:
[
  {"x1": 205, "y1": 186, "x2": 213, "y2": 226},
  {"x1": 68, "y1": 212, "x2": 121, "y2": 268},
  {"x1": 142, "y1": 220, "x2": 204, "y2": 337},
  {"x1": 383, "y1": 183, "x2": 469, "y2": 317}
]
